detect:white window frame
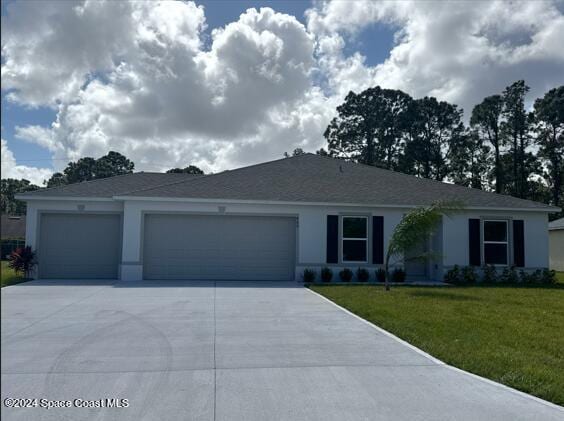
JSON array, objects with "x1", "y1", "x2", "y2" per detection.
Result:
[
  {"x1": 482, "y1": 219, "x2": 509, "y2": 266},
  {"x1": 341, "y1": 216, "x2": 368, "y2": 263}
]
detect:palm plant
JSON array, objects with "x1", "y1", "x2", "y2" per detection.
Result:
[{"x1": 384, "y1": 201, "x2": 462, "y2": 291}]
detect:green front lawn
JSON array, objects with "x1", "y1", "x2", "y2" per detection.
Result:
[
  {"x1": 311, "y1": 282, "x2": 564, "y2": 406},
  {"x1": 0, "y1": 260, "x2": 28, "y2": 287}
]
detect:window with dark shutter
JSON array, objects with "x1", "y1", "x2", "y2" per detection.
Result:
[
  {"x1": 513, "y1": 220, "x2": 525, "y2": 267},
  {"x1": 468, "y1": 219, "x2": 481, "y2": 266},
  {"x1": 372, "y1": 216, "x2": 384, "y2": 264},
  {"x1": 326, "y1": 215, "x2": 339, "y2": 264}
]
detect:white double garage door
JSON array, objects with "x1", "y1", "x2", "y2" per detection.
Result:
[{"x1": 39, "y1": 213, "x2": 296, "y2": 281}]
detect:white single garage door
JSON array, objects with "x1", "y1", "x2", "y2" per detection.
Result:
[
  {"x1": 143, "y1": 214, "x2": 296, "y2": 281},
  {"x1": 39, "y1": 213, "x2": 121, "y2": 279}
]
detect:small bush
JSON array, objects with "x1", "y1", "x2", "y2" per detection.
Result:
[
  {"x1": 302, "y1": 269, "x2": 316, "y2": 283},
  {"x1": 499, "y1": 266, "x2": 519, "y2": 284},
  {"x1": 356, "y1": 268, "x2": 369, "y2": 282},
  {"x1": 375, "y1": 268, "x2": 386, "y2": 282},
  {"x1": 541, "y1": 269, "x2": 556, "y2": 284},
  {"x1": 391, "y1": 268, "x2": 406, "y2": 283},
  {"x1": 481, "y1": 265, "x2": 497, "y2": 283},
  {"x1": 444, "y1": 265, "x2": 462, "y2": 284},
  {"x1": 339, "y1": 268, "x2": 353, "y2": 282},
  {"x1": 462, "y1": 266, "x2": 478, "y2": 283},
  {"x1": 8, "y1": 246, "x2": 36, "y2": 278},
  {"x1": 320, "y1": 267, "x2": 333, "y2": 282}
]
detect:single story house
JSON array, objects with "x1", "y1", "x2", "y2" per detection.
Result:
[
  {"x1": 549, "y1": 217, "x2": 564, "y2": 271},
  {"x1": 17, "y1": 154, "x2": 559, "y2": 281}
]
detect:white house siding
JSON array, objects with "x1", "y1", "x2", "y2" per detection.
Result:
[
  {"x1": 25, "y1": 199, "x2": 552, "y2": 281},
  {"x1": 442, "y1": 210, "x2": 549, "y2": 270}
]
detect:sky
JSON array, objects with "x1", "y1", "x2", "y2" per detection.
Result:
[{"x1": 1, "y1": 0, "x2": 563, "y2": 185}]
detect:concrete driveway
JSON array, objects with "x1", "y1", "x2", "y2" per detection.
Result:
[{"x1": 1, "y1": 280, "x2": 562, "y2": 421}]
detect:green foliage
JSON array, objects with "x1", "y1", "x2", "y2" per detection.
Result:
[
  {"x1": 0, "y1": 179, "x2": 40, "y2": 215},
  {"x1": 500, "y1": 266, "x2": 519, "y2": 284},
  {"x1": 391, "y1": 268, "x2": 406, "y2": 283},
  {"x1": 325, "y1": 86, "x2": 413, "y2": 168},
  {"x1": 302, "y1": 268, "x2": 316, "y2": 283},
  {"x1": 320, "y1": 267, "x2": 333, "y2": 282},
  {"x1": 283, "y1": 148, "x2": 306, "y2": 158},
  {"x1": 166, "y1": 165, "x2": 204, "y2": 174},
  {"x1": 339, "y1": 268, "x2": 353, "y2": 282},
  {"x1": 482, "y1": 265, "x2": 497, "y2": 283},
  {"x1": 45, "y1": 151, "x2": 134, "y2": 187},
  {"x1": 7, "y1": 246, "x2": 36, "y2": 277},
  {"x1": 375, "y1": 268, "x2": 386, "y2": 282},
  {"x1": 356, "y1": 267, "x2": 369, "y2": 282},
  {"x1": 461, "y1": 265, "x2": 478, "y2": 283},
  {"x1": 444, "y1": 265, "x2": 462, "y2": 284}
]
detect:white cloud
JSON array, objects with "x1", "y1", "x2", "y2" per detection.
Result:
[
  {"x1": 1, "y1": 139, "x2": 53, "y2": 185},
  {"x1": 1, "y1": 0, "x2": 563, "y2": 174},
  {"x1": 308, "y1": 0, "x2": 564, "y2": 113}
]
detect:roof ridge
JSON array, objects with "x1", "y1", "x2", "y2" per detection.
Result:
[
  {"x1": 24, "y1": 171, "x2": 140, "y2": 195},
  {"x1": 116, "y1": 154, "x2": 307, "y2": 197},
  {"x1": 312, "y1": 153, "x2": 553, "y2": 209}
]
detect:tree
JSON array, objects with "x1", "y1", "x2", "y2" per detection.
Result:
[
  {"x1": 533, "y1": 86, "x2": 564, "y2": 209},
  {"x1": 45, "y1": 151, "x2": 135, "y2": 186},
  {"x1": 0, "y1": 179, "x2": 40, "y2": 215},
  {"x1": 384, "y1": 201, "x2": 461, "y2": 291},
  {"x1": 325, "y1": 87, "x2": 413, "y2": 168},
  {"x1": 283, "y1": 148, "x2": 306, "y2": 158},
  {"x1": 449, "y1": 130, "x2": 490, "y2": 189},
  {"x1": 400, "y1": 97, "x2": 464, "y2": 181},
  {"x1": 502, "y1": 80, "x2": 531, "y2": 198},
  {"x1": 45, "y1": 172, "x2": 67, "y2": 188},
  {"x1": 166, "y1": 165, "x2": 204, "y2": 174},
  {"x1": 470, "y1": 95, "x2": 504, "y2": 193},
  {"x1": 94, "y1": 151, "x2": 135, "y2": 179}
]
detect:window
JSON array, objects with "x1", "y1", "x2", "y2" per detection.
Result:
[
  {"x1": 342, "y1": 216, "x2": 368, "y2": 262},
  {"x1": 483, "y1": 220, "x2": 508, "y2": 265}
]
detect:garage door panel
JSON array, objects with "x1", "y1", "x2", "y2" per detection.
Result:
[
  {"x1": 143, "y1": 214, "x2": 296, "y2": 280},
  {"x1": 39, "y1": 214, "x2": 121, "y2": 279}
]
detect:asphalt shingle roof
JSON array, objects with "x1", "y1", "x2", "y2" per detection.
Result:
[
  {"x1": 20, "y1": 172, "x2": 200, "y2": 198},
  {"x1": 549, "y1": 217, "x2": 564, "y2": 230},
  {"x1": 21, "y1": 155, "x2": 558, "y2": 211}
]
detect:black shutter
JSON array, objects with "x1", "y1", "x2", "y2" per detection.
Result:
[
  {"x1": 326, "y1": 215, "x2": 339, "y2": 264},
  {"x1": 372, "y1": 216, "x2": 384, "y2": 264},
  {"x1": 468, "y1": 219, "x2": 481, "y2": 266},
  {"x1": 513, "y1": 220, "x2": 525, "y2": 267}
]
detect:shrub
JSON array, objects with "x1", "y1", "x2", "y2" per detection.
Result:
[
  {"x1": 375, "y1": 268, "x2": 386, "y2": 283},
  {"x1": 520, "y1": 269, "x2": 540, "y2": 284},
  {"x1": 391, "y1": 268, "x2": 406, "y2": 283},
  {"x1": 8, "y1": 246, "x2": 36, "y2": 278},
  {"x1": 481, "y1": 265, "x2": 497, "y2": 283},
  {"x1": 339, "y1": 268, "x2": 353, "y2": 282},
  {"x1": 444, "y1": 265, "x2": 462, "y2": 284},
  {"x1": 320, "y1": 267, "x2": 333, "y2": 282},
  {"x1": 302, "y1": 269, "x2": 316, "y2": 283},
  {"x1": 356, "y1": 267, "x2": 369, "y2": 282},
  {"x1": 541, "y1": 269, "x2": 556, "y2": 284},
  {"x1": 461, "y1": 266, "x2": 478, "y2": 283},
  {"x1": 499, "y1": 266, "x2": 519, "y2": 284}
]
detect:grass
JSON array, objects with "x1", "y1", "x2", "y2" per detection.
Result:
[
  {"x1": 0, "y1": 260, "x2": 29, "y2": 287},
  {"x1": 311, "y1": 278, "x2": 564, "y2": 406}
]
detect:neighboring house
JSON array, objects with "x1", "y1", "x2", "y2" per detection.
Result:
[
  {"x1": 1, "y1": 214, "x2": 26, "y2": 239},
  {"x1": 548, "y1": 217, "x2": 564, "y2": 271},
  {"x1": 1, "y1": 214, "x2": 26, "y2": 259},
  {"x1": 17, "y1": 154, "x2": 560, "y2": 281}
]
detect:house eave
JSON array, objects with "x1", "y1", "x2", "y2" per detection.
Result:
[{"x1": 111, "y1": 195, "x2": 561, "y2": 213}]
